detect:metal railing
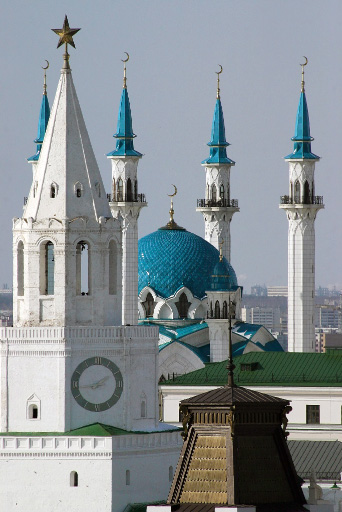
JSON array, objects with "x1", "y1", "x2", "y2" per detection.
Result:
[
  {"x1": 197, "y1": 198, "x2": 239, "y2": 208},
  {"x1": 107, "y1": 193, "x2": 146, "y2": 203},
  {"x1": 280, "y1": 195, "x2": 324, "y2": 205}
]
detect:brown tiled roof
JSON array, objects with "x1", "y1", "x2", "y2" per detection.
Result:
[{"x1": 180, "y1": 385, "x2": 289, "y2": 406}]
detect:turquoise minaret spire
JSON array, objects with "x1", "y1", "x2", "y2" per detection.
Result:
[
  {"x1": 27, "y1": 64, "x2": 50, "y2": 162},
  {"x1": 202, "y1": 67, "x2": 234, "y2": 165},
  {"x1": 285, "y1": 59, "x2": 319, "y2": 160},
  {"x1": 107, "y1": 56, "x2": 142, "y2": 157}
]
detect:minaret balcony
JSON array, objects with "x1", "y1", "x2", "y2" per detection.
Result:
[
  {"x1": 280, "y1": 195, "x2": 323, "y2": 206},
  {"x1": 107, "y1": 192, "x2": 146, "y2": 203},
  {"x1": 197, "y1": 198, "x2": 238, "y2": 208}
]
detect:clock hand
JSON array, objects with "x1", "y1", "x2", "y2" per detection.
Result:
[{"x1": 91, "y1": 376, "x2": 110, "y2": 389}]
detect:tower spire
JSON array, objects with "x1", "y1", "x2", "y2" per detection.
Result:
[
  {"x1": 107, "y1": 53, "x2": 142, "y2": 157},
  {"x1": 27, "y1": 61, "x2": 51, "y2": 163},
  {"x1": 301, "y1": 56, "x2": 307, "y2": 93}
]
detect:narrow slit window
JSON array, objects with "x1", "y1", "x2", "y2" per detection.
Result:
[
  {"x1": 17, "y1": 241, "x2": 24, "y2": 296},
  {"x1": 70, "y1": 471, "x2": 78, "y2": 487},
  {"x1": 76, "y1": 241, "x2": 90, "y2": 295},
  {"x1": 50, "y1": 184, "x2": 56, "y2": 198}
]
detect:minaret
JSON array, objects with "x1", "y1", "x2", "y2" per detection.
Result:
[
  {"x1": 196, "y1": 66, "x2": 239, "y2": 262},
  {"x1": 107, "y1": 54, "x2": 146, "y2": 326},
  {"x1": 27, "y1": 61, "x2": 50, "y2": 174},
  {"x1": 13, "y1": 16, "x2": 122, "y2": 328},
  {"x1": 280, "y1": 58, "x2": 324, "y2": 352}
]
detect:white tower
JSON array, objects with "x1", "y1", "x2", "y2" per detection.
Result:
[
  {"x1": 206, "y1": 244, "x2": 242, "y2": 362},
  {"x1": 107, "y1": 56, "x2": 147, "y2": 326},
  {"x1": 280, "y1": 60, "x2": 324, "y2": 352},
  {"x1": 196, "y1": 67, "x2": 239, "y2": 262},
  {"x1": 4, "y1": 20, "x2": 159, "y2": 434}
]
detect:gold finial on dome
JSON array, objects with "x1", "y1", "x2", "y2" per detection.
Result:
[
  {"x1": 52, "y1": 15, "x2": 81, "y2": 69},
  {"x1": 160, "y1": 185, "x2": 185, "y2": 231},
  {"x1": 121, "y1": 52, "x2": 129, "y2": 89},
  {"x1": 216, "y1": 65, "x2": 223, "y2": 100},
  {"x1": 300, "y1": 56, "x2": 308, "y2": 93}
]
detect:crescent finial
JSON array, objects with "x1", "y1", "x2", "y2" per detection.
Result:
[
  {"x1": 216, "y1": 64, "x2": 223, "y2": 75},
  {"x1": 41, "y1": 60, "x2": 49, "y2": 95},
  {"x1": 300, "y1": 56, "x2": 308, "y2": 67},
  {"x1": 121, "y1": 52, "x2": 129, "y2": 63},
  {"x1": 215, "y1": 65, "x2": 223, "y2": 99},
  {"x1": 300, "y1": 56, "x2": 308, "y2": 92},
  {"x1": 168, "y1": 184, "x2": 177, "y2": 198},
  {"x1": 42, "y1": 60, "x2": 49, "y2": 70}
]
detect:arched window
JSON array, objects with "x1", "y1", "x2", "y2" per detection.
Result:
[
  {"x1": 219, "y1": 184, "x2": 225, "y2": 202},
  {"x1": 222, "y1": 301, "x2": 228, "y2": 319},
  {"x1": 112, "y1": 179, "x2": 116, "y2": 201},
  {"x1": 143, "y1": 293, "x2": 154, "y2": 318},
  {"x1": 50, "y1": 184, "x2": 56, "y2": 198},
  {"x1": 141, "y1": 399, "x2": 146, "y2": 418},
  {"x1": 304, "y1": 180, "x2": 310, "y2": 204},
  {"x1": 109, "y1": 240, "x2": 117, "y2": 295},
  {"x1": 206, "y1": 184, "x2": 210, "y2": 200},
  {"x1": 215, "y1": 300, "x2": 220, "y2": 319},
  {"x1": 74, "y1": 182, "x2": 83, "y2": 198},
  {"x1": 76, "y1": 241, "x2": 90, "y2": 295},
  {"x1": 294, "y1": 180, "x2": 300, "y2": 203},
  {"x1": 290, "y1": 182, "x2": 293, "y2": 202},
  {"x1": 134, "y1": 180, "x2": 138, "y2": 201},
  {"x1": 70, "y1": 471, "x2": 78, "y2": 487},
  {"x1": 40, "y1": 242, "x2": 54, "y2": 295},
  {"x1": 127, "y1": 178, "x2": 133, "y2": 201},
  {"x1": 117, "y1": 179, "x2": 123, "y2": 201},
  {"x1": 169, "y1": 466, "x2": 174, "y2": 482},
  {"x1": 17, "y1": 241, "x2": 24, "y2": 296},
  {"x1": 212, "y1": 185, "x2": 217, "y2": 203},
  {"x1": 28, "y1": 404, "x2": 38, "y2": 419},
  {"x1": 176, "y1": 292, "x2": 191, "y2": 318},
  {"x1": 126, "y1": 470, "x2": 130, "y2": 486}
]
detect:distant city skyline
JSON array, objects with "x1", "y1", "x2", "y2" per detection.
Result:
[{"x1": 1, "y1": 1, "x2": 341, "y2": 292}]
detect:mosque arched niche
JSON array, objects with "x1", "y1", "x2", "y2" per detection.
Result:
[
  {"x1": 175, "y1": 292, "x2": 191, "y2": 318},
  {"x1": 127, "y1": 178, "x2": 133, "y2": 201},
  {"x1": 294, "y1": 180, "x2": 300, "y2": 203},
  {"x1": 304, "y1": 180, "x2": 311, "y2": 204},
  {"x1": 143, "y1": 292, "x2": 155, "y2": 318}
]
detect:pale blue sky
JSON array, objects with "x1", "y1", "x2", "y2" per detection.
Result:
[{"x1": 1, "y1": 1, "x2": 341, "y2": 292}]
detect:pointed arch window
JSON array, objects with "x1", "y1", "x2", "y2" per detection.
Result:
[
  {"x1": 109, "y1": 240, "x2": 117, "y2": 295},
  {"x1": 294, "y1": 180, "x2": 300, "y2": 203},
  {"x1": 304, "y1": 180, "x2": 311, "y2": 204},
  {"x1": 76, "y1": 241, "x2": 90, "y2": 295},
  {"x1": 74, "y1": 182, "x2": 83, "y2": 198},
  {"x1": 176, "y1": 292, "x2": 191, "y2": 318},
  {"x1": 143, "y1": 293, "x2": 154, "y2": 318},
  {"x1": 126, "y1": 178, "x2": 133, "y2": 201},
  {"x1": 117, "y1": 179, "x2": 123, "y2": 201},
  {"x1": 222, "y1": 301, "x2": 228, "y2": 319},
  {"x1": 215, "y1": 300, "x2": 220, "y2": 319},
  {"x1": 134, "y1": 180, "x2": 138, "y2": 201},
  {"x1": 212, "y1": 185, "x2": 217, "y2": 202},
  {"x1": 219, "y1": 184, "x2": 225, "y2": 202},
  {"x1": 50, "y1": 184, "x2": 56, "y2": 198},
  {"x1": 17, "y1": 241, "x2": 24, "y2": 296}
]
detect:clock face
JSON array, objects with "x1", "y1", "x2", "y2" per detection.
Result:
[{"x1": 71, "y1": 356, "x2": 123, "y2": 412}]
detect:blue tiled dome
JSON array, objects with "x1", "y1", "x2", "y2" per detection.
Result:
[
  {"x1": 210, "y1": 259, "x2": 234, "y2": 291},
  {"x1": 138, "y1": 228, "x2": 238, "y2": 299}
]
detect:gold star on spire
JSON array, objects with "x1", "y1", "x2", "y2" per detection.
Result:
[
  {"x1": 52, "y1": 15, "x2": 80, "y2": 68},
  {"x1": 52, "y1": 15, "x2": 80, "y2": 49}
]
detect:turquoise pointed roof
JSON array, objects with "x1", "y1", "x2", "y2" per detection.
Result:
[
  {"x1": 107, "y1": 84, "x2": 142, "y2": 158},
  {"x1": 285, "y1": 91, "x2": 319, "y2": 160},
  {"x1": 202, "y1": 97, "x2": 235, "y2": 165},
  {"x1": 27, "y1": 92, "x2": 50, "y2": 162}
]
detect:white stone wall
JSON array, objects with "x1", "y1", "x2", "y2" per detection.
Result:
[
  {"x1": 0, "y1": 326, "x2": 159, "y2": 433},
  {"x1": 160, "y1": 384, "x2": 342, "y2": 441},
  {"x1": 0, "y1": 431, "x2": 182, "y2": 512}
]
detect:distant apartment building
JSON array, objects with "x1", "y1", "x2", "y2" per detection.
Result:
[
  {"x1": 267, "y1": 286, "x2": 288, "y2": 297},
  {"x1": 241, "y1": 306, "x2": 281, "y2": 332},
  {"x1": 250, "y1": 285, "x2": 267, "y2": 296},
  {"x1": 315, "y1": 306, "x2": 340, "y2": 329}
]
